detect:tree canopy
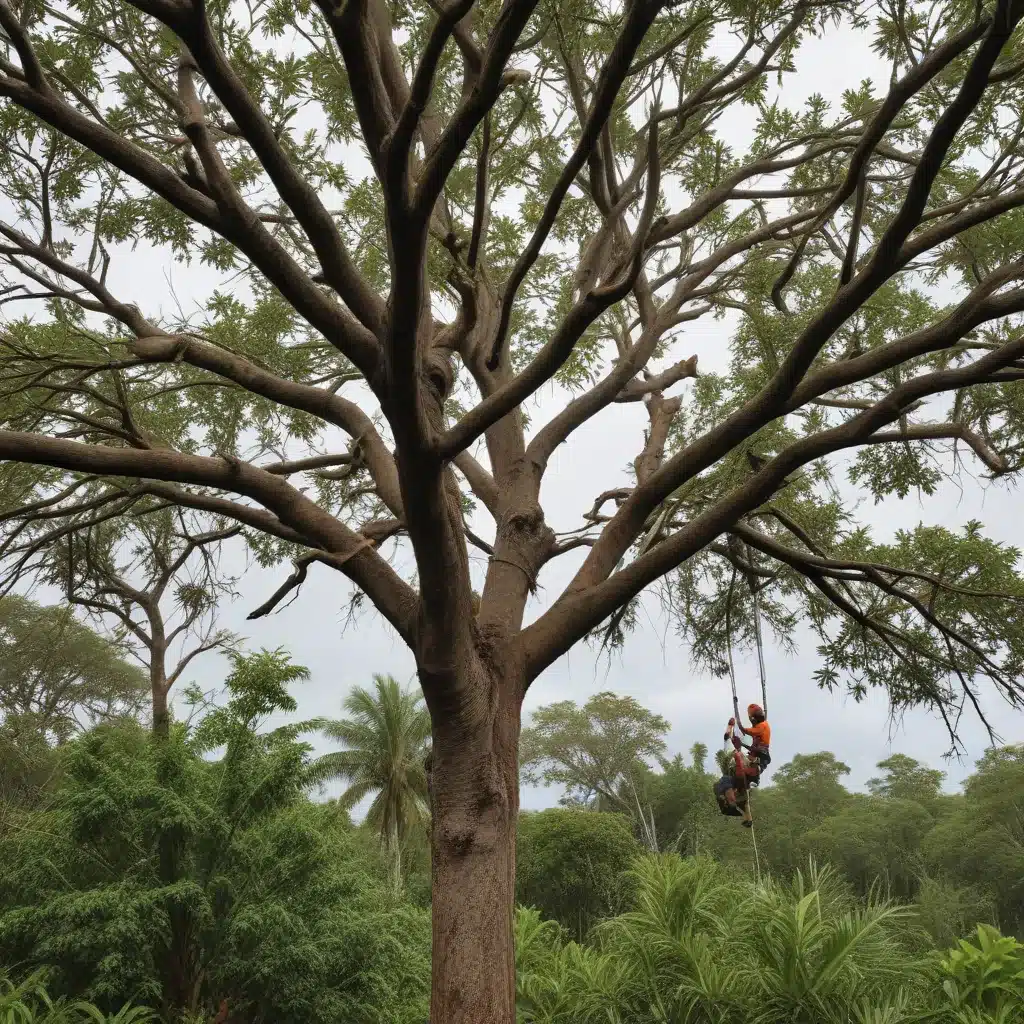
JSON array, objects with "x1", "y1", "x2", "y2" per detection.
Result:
[{"x1": 520, "y1": 691, "x2": 669, "y2": 813}]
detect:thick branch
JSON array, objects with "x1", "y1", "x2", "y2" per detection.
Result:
[
  {"x1": 133, "y1": 335, "x2": 404, "y2": 516},
  {"x1": 861, "y1": 422, "x2": 1009, "y2": 475},
  {"x1": 0, "y1": 431, "x2": 418, "y2": 642},
  {"x1": 130, "y1": 0, "x2": 385, "y2": 336},
  {"x1": 522, "y1": 335, "x2": 1024, "y2": 679}
]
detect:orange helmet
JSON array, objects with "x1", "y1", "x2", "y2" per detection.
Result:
[{"x1": 747, "y1": 703, "x2": 764, "y2": 720}]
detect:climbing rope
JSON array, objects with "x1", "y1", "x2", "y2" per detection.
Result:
[
  {"x1": 745, "y1": 540, "x2": 769, "y2": 718},
  {"x1": 748, "y1": 791, "x2": 762, "y2": 881},
  {"x1": 723, "y1": 557, "x2": 766, "y2": 874},
  {"x1": 725, "y1": 558, "x2": 769, "y2": 722},
  {"x1": 724, "y1": 567, "x2": 741, "y2": 724},
  {"x1": 750, "y1": 575, "x2": 768, "y2": 718}
]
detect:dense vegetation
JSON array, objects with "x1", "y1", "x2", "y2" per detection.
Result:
[
  {"x1": 2, "y1": 643, "x2": 1022, "y2": 1022},
  {"x1": 0, "y1": 652, "x2": 432, "y2": 1024}
]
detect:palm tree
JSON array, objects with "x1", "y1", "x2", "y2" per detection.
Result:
[{"x1": 314, "y1": 674, "x2": 430, "y2": 889}]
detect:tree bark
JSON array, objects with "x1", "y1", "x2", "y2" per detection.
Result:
[
  {"x1": 428, "y1": 673, "x2": 521, "y2": 1024},
  {"x1": 151, "y1": 676, "x2": 170, "y2": 740},
  {"x1": 390, "y1": 816, "x2": 403, "y2": 893}
]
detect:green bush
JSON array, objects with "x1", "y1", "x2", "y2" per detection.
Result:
[
  {"x1": 0, "y1": 652, "x2": 431, "y2": 1024},
  {"x1": 517, "y1": 810, "x2": 640, "y2": 940}
]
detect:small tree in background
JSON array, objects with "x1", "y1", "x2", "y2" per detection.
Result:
[
  {"x1": 516, "y1": 808, "x2": 640, "y2": 940},
  {"x1": 521, "y1": 692, "x2": 669, "y2": 831},
  {"x1": 867, "y1": 753, "x2": 946, "y2": 804},
  {"x1": 0, "y1": 593, "x2": 147, "y2": 743},
  {"x1": 31, "y1": 507, "x2": 239, "y2": 738},
  {"x1": 0, "y1": 594, "x2": 147, "y2": 812}
]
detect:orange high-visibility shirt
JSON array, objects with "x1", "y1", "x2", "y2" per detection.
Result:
[{"x1": 744, "y1": 721, "x2": 771, "y2": 749}]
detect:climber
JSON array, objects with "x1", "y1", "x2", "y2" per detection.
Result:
[
  {"x1": 714, "y1": 733, "x2": 760, "y2": 827},
  {"x1": 730, "y1": 703, "x2": 771, "y2": 780}
]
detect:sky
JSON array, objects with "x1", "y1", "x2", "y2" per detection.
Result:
[{"x1": 4, "y1": 7, "x2": 1024, "y2": 807}]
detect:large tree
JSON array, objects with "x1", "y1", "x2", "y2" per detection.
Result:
[{"x1": 2, "y1": 0, "x2": 1024, "y2": 1019}]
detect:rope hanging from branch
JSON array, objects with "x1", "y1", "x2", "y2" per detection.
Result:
[
  {"x1": 723, "y1": 549, "x2": 767, "y2": 865},
  {"x1": 748, "y1": 557, "x2": 768, "y2": 719},
  {"x1": 724, "y1": 566, "x2": 741, "y2": 724}
]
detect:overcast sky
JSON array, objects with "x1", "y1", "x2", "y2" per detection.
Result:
[{"x1": 6, "y1": 9, "x2": 1024, "y2": 805}]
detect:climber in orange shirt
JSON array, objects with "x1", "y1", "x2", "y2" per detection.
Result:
[{"x1": 729, "y1": 703, "x2": 771, "y2": 780}]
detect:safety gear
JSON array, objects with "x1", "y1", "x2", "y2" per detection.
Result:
[{"x1": 747, "y1": 703, "x2": 763, "y2": 719}]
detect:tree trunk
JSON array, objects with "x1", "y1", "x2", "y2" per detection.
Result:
[
  {"x1": 152, "y1": 679, "x2": 170, "y2": 740},
  {"x1": 429, "y1": 680, "x2": 520, "y2": 1024},
  {"x1": 390, "y1": 816, "x2": 403, "y2": 893},
  {"x1": 150, "y1": 633, "x2": 170, "y2": 740}
]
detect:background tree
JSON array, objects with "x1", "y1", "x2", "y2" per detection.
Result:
[
  {"x1": 0, "y1": 593, "x2": 146, "y2": 744},
  {"x1": 314, "y1": 674, "x2": 431, "y2": 891},
  {"x1": 4, "y1": 0, "x2": 1024, "y2": 1018},
  {"x1": 520, "y1": 692, "x2": 669, "y2": 837},
  {"x1": 867, "y1": 754, "x2": 947, "y2": 805},
  {"x1": 704, "y1": 751, "x2": 854, "y2": 879},
  {"x1": 924, "y1": 744, "x2": 1024, "y2": 936},
  {"x1": 0, "y1": 593, "x2": 147, "y2": 813},
  {"x1": 641, "y1": 743, "x2": 717, "y2": 855},
  {"x1": 22, "y1": 507, "x2": 239, "y2": 737},
  {"x1": 516, "y1": 808, "x2": 640, "y2": 940}
]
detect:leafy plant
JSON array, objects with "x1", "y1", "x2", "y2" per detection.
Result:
[
  {"x1": 939, "y1": 924, "x2": 1024, "y2": 1020},
  {"x1": 0, "y1": 655, "x2": 431, "y2": 1023},
  {"x1": 0, "y1": 972, "x2": 154, "y2": 1024},
  {"x1": 312, "y1": 675, "x2": 431, "y2": 891}
]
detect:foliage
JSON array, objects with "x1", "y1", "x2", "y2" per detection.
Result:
[
  {"x1": 515, "y1": 854, "x2": 1024, "y2": 1024},
  {"x1": 7, "y1": 0, "x2": 1024, "y2": 1010},
  {"x1": 639, "y1": 744, "x2": 717, "y2": 855},
  {"x1": 0, "y1": 654, "x2": 431, "y2": 1023},
  {"x1": 520, "y1": 693, "x2": 669, "y2": 816},
  {"x1": 0, "y1": 971, "x2": 153, "y2": 1023},
  {"x1": 516, "y1": 855, "x2": 928, "y2": 1024},
  {"x1": 2, "y1": 673, "x2": 1023, "y2": 1024},
  {"x1": 312, "y1": 674, "x2": 431, "y2": 889},
  {"x1": 868, "y1": 754, "x2": 946, "y2": 804},
  {"x1": 0, "y1": 595, "x2": 147, "y2": 744},
  {"x1": 516, "y1": 810, "x2": 640, "y2": 940},
  {"x1": 804, "y1": 795, "x2": 934, "y2": 901},
  {"x1": 938, "y1": 924, "x2": 1024, "y2": 1021},
  {"x1": 0, "y1": 0, "x2": 1021, "y2": 819}
]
